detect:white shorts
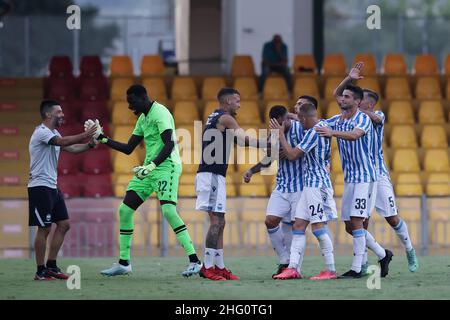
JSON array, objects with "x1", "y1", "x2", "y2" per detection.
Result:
[
  {"x1": 266, "y1": 189, "x2": 302, "y2": 222},
  {"x1": 341, "y1": 182, "x2": 377, "y2": 221},
  {"x1": 195, "y1": 172, "x2": 226, "y2": 213},
  {"x1": 375, "y1": 173, "x2": 398, "y2": 217},
  {"x1": 295, "y1": 187, "x2": 338, "y2": 224}
]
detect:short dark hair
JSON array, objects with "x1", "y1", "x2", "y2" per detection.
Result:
[
  {"x1": 40, "y1": 99, "x2": 59, "y2": 119},
  {"x1": 217, "y1": 87, "x2": 240, "y2": 103},
  {"x1": 299, "y1": 102, "x2": 316, "y2": 116},
  {"x1": 298, "y1": 95, "x2": 318, "y2": 109},
  {"x1": 363, "y1": 88, "x2": 379, "y2": 103},
  {"x1": 127, "y1": 84, "x2": 147, "y2": 98},
  {"x1": 269, "y1": 105, "x2": 287, "y2": 119},
  {"x1": 345, "y1": 84, "x2": 364, "y2": 101}
]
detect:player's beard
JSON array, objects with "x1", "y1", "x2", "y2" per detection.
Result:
[{"x1": 53, "y1": 116, "x2": 64, "y2": 128}]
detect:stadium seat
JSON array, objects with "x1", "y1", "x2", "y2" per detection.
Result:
[
  {"x1": 112, "y1": 125, "x2": 134, "y2": 142},
  {"x1": 48, "y1": 78, "x2": 76, "y2": 101},
  {"x1": 57, "y1": 123, "x2": 82, "y2": 137},
  {"x1": 171, "y1": 77, "x2": 198, "y2": 100},
  {"x1": 332, "y1": 172, "x2": 345, "y2": 196},
  {"x1": 263, "y1": 77, "x2": 289, "y2": 100},
  {"x1": 203, "y1": 101, "x2": 219, "y2": 121},
  {"x1": 82, "y1": 174, "x2": 113, "y2": 197},
  {"x1": 322, "y1": 54, "x2": 346, "y2": 75},
  {"x1": 112, "y1": 101, "x2": 137, "y2": 125},
  {"x1": 80, "y1": 101, "x2": 109, "y2": 123},
  {"x1": 446, "y1": 80, "x2": 450, "y2": 99},
  {"x1": 424, "y1": 149, "x2": 449, "y2": 172},
  {"x1": 239, "y1": 184, "x2": 268, "y2": 197},
  {"x1": 178, "y1": 184, "x2": 196, "y2": 197},
  {"x1": 418, "y1": 101, "x2": 445, "y2": 124},
  {"x1": 353, "y1": 53, "x2": 377, "y2": 75},
  {"x1": 293, "y1": 54, "x2": 317, "y2": 74},
  {"x1": 141, "y1": 77, "x2": 168, "y2": 101},
  {"x1": 58, "y1": 174, "x2": 82, "y2": 198},
  {"x1": 113, "y1": 173, "x2": 133, "y2": 197},
  {"x1": 80, "y1": 55, "x2": 103, "y2": 78},
  {"x1": 202, "y1": 77, "x2": 226, "y2": 100},
  {"x1": 173, "y1": 101, "x2": 200, "y2": 125},
  {"x1": 79, "y1": 77, "x2": 108, "y2": 101},
  {"x1": 426, "y1": 173, "x2": 449, "y2": 196},
  {"x1": 331, "y1": 149, "x2": 343, "y2": 173},
  {"x1": 327, "y1": 101, "x2": 341, "y2": 118},
  {"x1": 233, "y1": 77, "x2": 258, "y2": 100},
  {"x1": 231, "y1": 55, "x2": 255, "y2": 77},
  {"x1": 356, "y1": 77, "x2": 380, "y2": 94},
  {"x1": 235, "y1": 101, "x2": 261, "y2": 125},
  {"x1": 49, "y1": 56, "x2": 72, "y2": 78},
  {"x1": 387, "y1": 101, "x2": 414, "y2": 124},
  {"x1": 384, "y1": 77, "x2": 411, "y2": 100},
  {"x1": 113, "y1": 150, "x2": 140, "y2": 174},
  {"x1": 82, "y1": 148, "x2": 112, "y2": 174},
  {"x1": 110, "y1": 78, "x2": 135, "y2": 101},
  {"x1": 293, "y1": 77, "x2": 319, "y2": 98},
  {"x1": 58, "y1": 152, "x2": 81, "y2": 175},
  {"x1": 421, "y1": 125, "x2": 448, "y2": 149},
  {"x1": 393, "y1": 149, "x2": 420, "y2": 172},
  {"x1": 59, "y1": 101, "x2": 80, "y2": 125},
  {"x1": 413, "y1": 54, "x2": 438, "y2": 75},
  {"x1": 110, "y1": 55, "x2": 133, "y2": 77},
  {"x1": 382, "y1": 54, "x2": 407, "y2": 75},
  {"x1": 390, "y1": 125, "x2": 417, "y2": 148},
  {"x1": 140, "y1": 55, "x2": 165, "y2": 76},
  {"x1": 415, "y1": 77, "x2": 442, "y2": 99},
  {"x1": 395, "y1": 173, "x2": 423, "y2": 196},
  {"x1": 324, "y1": 77, "x2": 342, "y2": 99}
]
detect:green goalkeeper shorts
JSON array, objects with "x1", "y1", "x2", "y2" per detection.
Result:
[{"x1": 127, "y1": 163, "x2": 182, "y2": 203}]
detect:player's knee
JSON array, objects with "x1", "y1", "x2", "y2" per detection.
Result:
[
  {"x1": 57, "y1": 220, "x2": 70, "y2": 233},
  {"x1": 386, "y1": 215, "x2": 400, "y2": 227},
  {"x1": 345, "y1": 224, "x2": 353, "y2": 235},
  {"x1": 265, "y1": 216, "x2": 280, "y2": 229}
]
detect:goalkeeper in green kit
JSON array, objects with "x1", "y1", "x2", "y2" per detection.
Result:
[{"x1": 86, "y1": 84, "x2": 202, "y2": 277}]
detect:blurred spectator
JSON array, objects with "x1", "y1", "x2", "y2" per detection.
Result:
[{"x1": 258, "y1": 34, "x2": 292, "y2": 94}]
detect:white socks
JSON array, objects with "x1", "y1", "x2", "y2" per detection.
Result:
[
  {"x1": 351, "y1": 229, "x2": 366, "y2": 273},
  {"x1": 215, "y1": 249, "x2": 225, "y2": 269},
  {"x1": 366, "y1": 230, "x2": 386, "y2": 260},
  {"x1": 267, "y1": 225, "x2": 289, "y2": 264},
  {"x1": 393, "y1": 219, "x2": 413, "y2": 251},
  {"x1": 313, "y1": 228, "x2": 335, "y2": 272},
  {"x1": 281, "y1": 221, "x2": 293, "y2": 256},
  {"x1": 288, "y1": 230, "x2": 306, "y2": 270},
  {"x1": 204, "y1": 248, "x2": 225, "y2": 269}
]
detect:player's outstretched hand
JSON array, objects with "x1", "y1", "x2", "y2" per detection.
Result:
[
  {"x1": 243, "y1": 170, "x2": 252, "y2": 183},
  {"x1": 133, "y1": 162, "x2": 156, "y2": 180},
  {"x1": 348, "y1": 61, "x2": 364, "y2": 80},
  {"x1": 83, "y1": 124, "x2": 97, "y2": 139},
  {"x1": 84, "y1": 119, "x2": 104, "y2": 141}
]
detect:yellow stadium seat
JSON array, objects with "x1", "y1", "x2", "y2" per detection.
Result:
[
  {"x1": 263, "y1": 77, "x2": 289, "y2": 100},
  {"x1": 231, "y1": 55, "x2": 255, "y2": 77},
  {"x1": 293, "y1": 54, "x2": 317, "y2": 74},
  {"x1": 382, "y1": 54, "x2": 407, "y2": 75},
  {"x1": 421, "y1": 125, "x2": 448, "y2": 149},
  {"x1": 235, "y1": 101, "x2": 261, "y2": 125},
  {"x1": 141, "y1": 77, "x2": 168, "y2": 101},
  {"x1": 110, "y1": 78, "x2": 135, "y2": 101},
  {"x1": 293, "y1": 77, "x2": 319, "y2": 98},
  {"x1": 413, "y1": 54, "x2": 438, "y2": 75},
  {"x1": 110, "y1": 55, "x2": 133, "y2": 77},
  {"x1": 415, "y1": 77, "x2": 442, "y2": 99},
  {"x1": 446, "y1": 80, "x2": 450, "y2": 99},
  {"x1": 114, "y1": 173, "x2": 133, "y2": 197},
  {"x1": 239, "y1": 184, "x2": 267, "y2": 197},
  {"x1": 113, "y1": 151, "x2": 140, "y2": 173},
  {"x1": 424, "y1": 149, "x2": 450, "y2": 172},
  {"x1": 390, "y1": 125, "x2": 417, "y2": 148},
  {"x1": 385, "y1": 77, "x2": 411, "y2": 100},
  {"x1": 202, "y1": 101, "x2": 219, "y2": 121},
  {"x1": 426, "y1": 173, "x2": 449, "y2": 196},
  {"x1": 387, "y1": 101, "x2": 414, "y2": 124},
  {"x1": 183, "y1": 163, "x2": 199, "y2": 174},
  {"x1": 179, "y1": 173, "x2": 196, "y2": 185},
  {"x1": 233, "y1": 77, "x2": 258, "y2": 100},
  {"x1": 227, "y1": 184, "x2": 237, "y2": 197},
  {"x1": 171, "y1": 77, "x2": 198, "y2": 100},
  {"x1": 333, "y1": 172, "x2": 345, "y2": 196},
  {"x1": 445, "y1": 54, "x2": 450, "y2": 75},
  {"x1": 324, "y1": 77, "x2": 342, "y2": 99},
  {"x1": 353, "y1": 53, "x2": 377, "y2": 75},
  {"x1": 112, "y1": 125, "x2": 134, "y2": 141},
  {"x1": 178, "y1": 184, "x2": 196, "y2": 197},
  {"x1": 140, "y1": 55, "x2": 165, "y2": 76},
  {"x1": 173, "y1": 101, "x2": 200, "y2": 125},
  {"x1": 264, "y1": 101, "x2": 289, "y2": 123},
  {"x1": 393, "y1": 149, "x2": 420, "y2": 172},
  {"x1": 395, "y1": 173, "x2": 423, "y2": 196},
  {"x1": 356, "y1": 77, "x2": 380, "y2": 94},
  {"x1": 331, "y1": 149, "x2": 343, "y2": 173},
  {"x1": 202, "y1": 77, "x2": 226, "y2": 100},
  {"x1": 322, "y1": 53, "x2": 346, "y2": 75},
  {"x1": 327, "y1": 101, "x2": 341, "y2": 118},
  {"x1": 418, "y1": 101, "x2": 445, "y2": 124},
  {"x1": 112, "y1": 101, "x2": 137, "y2": 125}
]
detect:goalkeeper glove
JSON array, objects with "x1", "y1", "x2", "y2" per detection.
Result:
[
  {"x1": 84, "y1": 119, "x2": 107, "y2": 143},
  {"x1": 133, "y1": 162, "x2": 157, "y2": 180}
]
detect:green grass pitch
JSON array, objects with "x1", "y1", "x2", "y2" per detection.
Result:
[{"x1": 1, "y1": 256, "x2": 449, "y2": 300}]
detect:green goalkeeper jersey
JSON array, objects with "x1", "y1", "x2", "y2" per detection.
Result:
[{"x1": 132, "y1": 101, "x2": 181, "y2": 170}]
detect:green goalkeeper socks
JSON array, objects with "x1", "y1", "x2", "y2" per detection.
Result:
[
  {"x1": 119, "y1": 203, "x2": 135, "y2": 261},
  {"x1": 161, "y1": 204, "x2": 196, "y2": 256}
]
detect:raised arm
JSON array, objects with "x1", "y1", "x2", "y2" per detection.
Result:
[
  {"x1": 359, "y1": 109, "x2": 383, "y2": 125},
  {"x1": 333, "y1": 62, "x2": 364, "y2": 99}
]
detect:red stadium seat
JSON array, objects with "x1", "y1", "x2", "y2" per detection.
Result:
[
  {"x1": 57, "y1": 174, "x2": 82, "y2": 198},
  {"x1": 58, "y1": 152, "x2": 82, "y2": 175},
  {"x1": 82, "y1": 174, "x2": 113, "y2": 197},
  {"x1": 49, "y1": 56, "x2": 73, "y2": 78},
  {"x1": 80, "y1": 55, "x2": 103, "y2": 78},
  {"x1": 79, "y1": 77, "x2": 109, "y2": 101},
  {"x1": 60, "y1": 101, "x2": 80, "y2": 125},
  {"x1": 80, "y1": 101, "x2": 109, "y2": 123},
  {"x1": 82, "y1": 148, "x2": 112, "y2": 174},
  {"x1": 57, "y1": 123, "x2": 83, "y2": 136},
  {"x1": 48, "y1": 78, "x2": 77, "y2": 101}
]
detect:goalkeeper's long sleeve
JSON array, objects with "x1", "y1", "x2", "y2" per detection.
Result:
[{"x1": 100, "y1": 134, "x2": 143, "y2": 155}]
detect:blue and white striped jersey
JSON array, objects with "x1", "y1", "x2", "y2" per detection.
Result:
[
  {"x1": 276, "y1": 120, "x2": 304, "y2": 193},
  {"x1": 297, "y1": 120, "x2": 332, "y2": 188},
  {"x1": 326, "y1": 111, "x2": 378, "y2": 183},
  {"x1": 372, "y1": 110, "x2": 389, "y2": 175}
]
